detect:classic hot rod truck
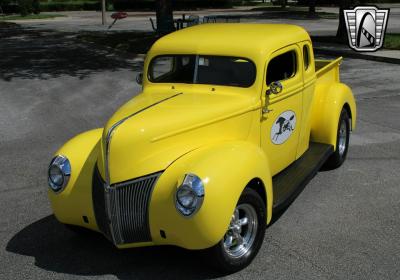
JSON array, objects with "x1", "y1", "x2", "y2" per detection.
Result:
[{"x1": 47, "y1": 24, "x2": 356, "y2": 272}]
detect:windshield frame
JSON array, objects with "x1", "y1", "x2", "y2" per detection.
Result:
[{"x1": 147, "y1": 54, "x2": 257, "y2": 88}]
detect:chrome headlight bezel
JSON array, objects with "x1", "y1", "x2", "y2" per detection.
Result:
[
  {"x1": 175, "y1": 173, "x2": 205, "y2": 217},
  {"x1": 48, "y1": 155, "x2": 71, "y2": 193}
]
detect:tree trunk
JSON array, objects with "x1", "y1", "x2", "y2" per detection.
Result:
[
  {"x1": 336, "y1": 0, "x2": 353, "y2": 42},
  {"x1": 281, "y1": 0, "x2": 287, "y2": 8},
  {"x1": 156, "y1": 0, "x2": 175, "y2": 35},
  {"x1": 308, "y1": 0, "x2": 316, "y2": 15}
]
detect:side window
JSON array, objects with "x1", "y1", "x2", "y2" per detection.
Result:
[
  {"x1": 266, "y1": 50, "x2": 297, "y2": 85},
  {"x1": 303, "y1": 45, "x2": 310, "y2": 70},
  {"x1": 150, "y1": 56, "x2": 174, "y2": 80}
]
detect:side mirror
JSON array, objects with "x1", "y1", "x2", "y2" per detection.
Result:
[
  {"x1": 136, "y1": 72, "x2": 143, "y2": 85},
  {"x1": 266, "y1": 81, "x2": 283, "y2": 95}
]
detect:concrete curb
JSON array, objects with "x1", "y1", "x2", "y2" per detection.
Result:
[{"x1": 314, "y1": 48, "x2": 400, "y2": 65}]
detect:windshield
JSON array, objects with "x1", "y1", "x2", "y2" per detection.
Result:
[{"x1": 148, "y1": 55, "x2": 256, "y2": 88}]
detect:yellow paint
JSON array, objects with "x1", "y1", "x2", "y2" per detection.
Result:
[
  {"x1": 261, "y1": 44, "x2": 304, "y2": 175},
  {"x1": 48, "y1": 24, "x2": 356, "y2": 250},
  {"x1": 297, "y1": 40, "x2": 316, "y2": 158},
  {"x1": 48, "y1": 128, "x2": 102, "y2": 231}
]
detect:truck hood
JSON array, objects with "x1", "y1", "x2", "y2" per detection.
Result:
[{"x1": 98, "y1": 91, "x2": 257, "y2": 184}]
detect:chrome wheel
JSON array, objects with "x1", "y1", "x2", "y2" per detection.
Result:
[
  {"x1": 338, "y1": 119, "x2": 347, "y2": 156},
  {"x1": 223, "y1": 203, "x2": 258, "y2": 258}
]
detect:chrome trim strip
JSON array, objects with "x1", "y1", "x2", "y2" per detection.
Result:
[{"x1": 104, "y1": 92, "x2": 182, "y2": 188}]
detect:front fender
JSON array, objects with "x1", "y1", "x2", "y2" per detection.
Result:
[
  {"x1": 310, "y1": 82, "x2": 357, "y2": 149},
  {"x1": 149, "y1": 141, "x2": 272, "y2": 250},
  {"x1": 48, "y1": 128, "x2": 102, "y2": 231}
]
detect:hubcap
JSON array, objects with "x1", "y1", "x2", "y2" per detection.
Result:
[
  {"x1": 223, "y1": 203, "x2": 258, "y2": 258},
  {"x1": 338, "y1": 119, "x2": 347, "y2": 156}
]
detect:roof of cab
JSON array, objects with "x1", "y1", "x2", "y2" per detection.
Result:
[{"x1": 148, "y1": 24, "x2": 310, "y2": 62}]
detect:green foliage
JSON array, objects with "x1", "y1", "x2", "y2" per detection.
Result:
[
  {"x1": 39, "y1": 1, "x2": 100, "y2": 12},
  {"x1": 32, "y1": 0, "x2": 40, "y2": 14},
  {"x1": 113, "y1": 0, "x2": 233, "y2": 11},
  {"x1": 0, "y1": 0, "x2": 12, "y2": 7},
  {"x1": 384, "y1": 34, "x2": 400, "y2": 50},
  {"x1": 0, "y1": 13, "x2": 64, "y2": 19},
  {"x1": 18, "y1": 0, "x2": 33, "y2": 16}
]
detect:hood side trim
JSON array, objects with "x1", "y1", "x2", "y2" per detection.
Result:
[{"x1": 104, "y1": 92, "x2": 183, "y2": 187}]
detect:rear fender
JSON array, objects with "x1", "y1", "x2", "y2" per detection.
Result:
[
  {"x1": 149, "y1": 141, "x2": 272, "y2": 250},
  {"x1": 310, "y1": 83, "x2": 356, "y2": 149}
]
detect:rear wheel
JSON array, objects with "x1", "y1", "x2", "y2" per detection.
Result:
[
  {"x1": 324, "y1": 108, "x2": 350, "y2": 169},
  {"x1": 203, "y1": 188, "x2": 266, "y2": 273}
]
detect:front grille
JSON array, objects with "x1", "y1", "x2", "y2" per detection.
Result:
[{"x1": 92, "y1": 166, "x2": 161, "y2": 245}]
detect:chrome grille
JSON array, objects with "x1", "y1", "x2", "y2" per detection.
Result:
[{"x1": 92, "y1": 166, "x2": 161, "y2": 245}]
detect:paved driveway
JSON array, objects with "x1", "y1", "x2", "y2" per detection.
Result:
[{"x1": 0, "y1": 26, "x2": 399, "y2": 280}]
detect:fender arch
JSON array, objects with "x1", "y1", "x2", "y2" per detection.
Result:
[
  {"x1": 149, "y1": 141, "x2": 273, "y2": 250},
  {"x1": 48, "y1": 128, "x2": 103, "y2": 231},
  {"x1": 310, "y1": 82, "x2": 356, "y2": 150}
]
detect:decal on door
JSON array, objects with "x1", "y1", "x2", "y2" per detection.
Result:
[{"x1": 271, "y1": 110, "x2": 296, "y2": 145}]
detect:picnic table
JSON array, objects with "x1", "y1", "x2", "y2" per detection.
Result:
[
  {"x1": 174, "y1": 14, "x2": 199, "y2": 30},
  {"x1": 203, "y1": 15, "x2": 241, "y2": 23}
]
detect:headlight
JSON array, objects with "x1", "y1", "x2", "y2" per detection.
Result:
[
  {"x1": 48, "y1": 155, "x2": 71, "y2": 193},
  {"x1": 175, "y1": 173, "x2": 204, "y2": 217}
]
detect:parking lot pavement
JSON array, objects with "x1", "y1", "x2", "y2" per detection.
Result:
[{"x1": 1, "y1": 27, "x2": 400, "y2": 280}]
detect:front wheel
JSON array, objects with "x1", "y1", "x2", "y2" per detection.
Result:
[
  {"x1": 203, "y1": 188, "x2": 266, "y2": 273},
  {"x1": 324, "y1": 108, "x2": 350, "y2": 169}
]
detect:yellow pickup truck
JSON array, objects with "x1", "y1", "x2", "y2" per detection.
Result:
[{"x1": 47, "y1": 24, "x2": 356, "y2": 272}]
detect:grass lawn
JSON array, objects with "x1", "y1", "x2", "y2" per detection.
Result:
[
  {"x1": 384, "y1": 34, "x2": 400, "y2": 50},
  {"x1": 0, "y1": 14, "x2": 65, "y2": 21}
]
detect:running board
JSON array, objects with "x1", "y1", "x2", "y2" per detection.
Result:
[{"x1": 272, "y1": 142, "x2": 334, "y2": 212}]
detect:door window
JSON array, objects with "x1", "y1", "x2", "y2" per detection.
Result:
[
  {"x1": 303, "y1": 45, "x2": 310, "y2": 70},
  {"x1": 266, "y1": 50, "x2": 297, "y2": 85}
]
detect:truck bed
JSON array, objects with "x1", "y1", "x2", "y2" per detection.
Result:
[{"x1": 315, "y1": 57, "x2": 343, "y2": 83}]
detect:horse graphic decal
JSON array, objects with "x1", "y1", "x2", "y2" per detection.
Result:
[{"x1": 270, "y1": 111, "x2": 296, "y2": 145}]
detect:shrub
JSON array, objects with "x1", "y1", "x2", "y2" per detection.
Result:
[
  {"x1": 39, "y1": 1, "x2": 100, "y2": 12},
  {"x1": 18, "y1": 0, "x2": 33, "y2": 16},
  {"x1": 112, "y1": 0, "x2": 233, "y2": 11}
]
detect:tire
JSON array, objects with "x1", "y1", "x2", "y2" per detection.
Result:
[
  {"x1": 203, "y1": 188, "x2": 266, "y2": 273},
  {"x1": 324, "y1": 108, "x2": 350, "y2": 169}
]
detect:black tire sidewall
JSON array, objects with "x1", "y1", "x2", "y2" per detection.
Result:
[
  {"x1": 208, "y1": 188, "x2": 266, "y2": 273},
  {"x1": 335, "y1": 109, "x2": 350, "y2": 163},
  {"x1": 325, "y1": 108, "x2": 350, "y2": 169}
]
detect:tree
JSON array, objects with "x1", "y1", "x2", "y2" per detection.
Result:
[
  {"x1": 308, "y1": 0, "x2": 316, "y2": 15},
  {"x1": 336, "y1": 0, "x2": 353, "y2": 41},
  {"x1": 17, "y1": 0, "x2": 33, "y2": 16},
  {"x1": 156, "y1": 0, "x2": 175, "y2": 35}
]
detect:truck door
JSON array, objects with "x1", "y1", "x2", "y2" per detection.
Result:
[
  {"x1": 296, "y1": 41, "x2": 317, "y2": 158},
  {"x1": 260, "y1": 45, "x2": 303, "y2": 176}
]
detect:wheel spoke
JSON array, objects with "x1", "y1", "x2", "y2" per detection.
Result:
[
  {"x1": 235, "y1": 233, "x2": 244, "y2": 246},
  {"x1": 239, "y1": 217, "x2": 248, "y2": 226},
  {"x1": 224, "y1": 235, "x2": 233, "y2": 248},
  {"x1": 222, "y1": 203, "x2": 259, "y2": 258},
  {"x1": 234, "y1": 209, "x2": 239, "y2": 222}
]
